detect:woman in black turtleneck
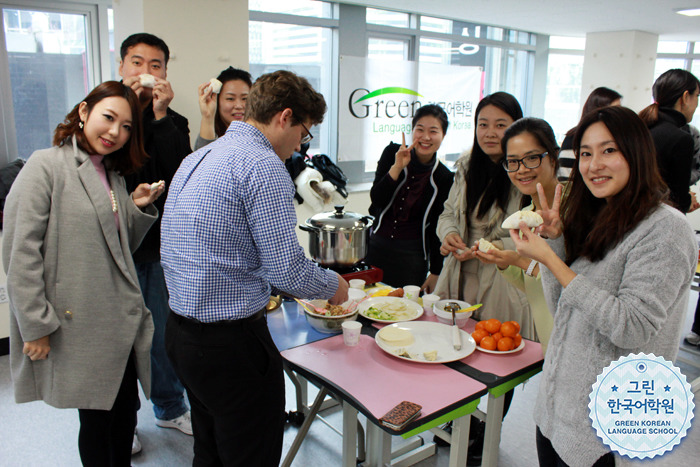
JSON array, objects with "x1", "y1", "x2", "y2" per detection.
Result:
[{"x1": 639, "y1": 68, "x2": 700, "y2": 213}]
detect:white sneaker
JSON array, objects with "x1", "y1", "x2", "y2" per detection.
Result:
[
  {"x1": 155, "y1": 410, "x2": 193, "y2": 435},
  {"x1": 131, "y1": 430, "x2": 142, "y2": 455},
  {"x1": 685, "y1": 331, "x2": 700, "y2": 346}
]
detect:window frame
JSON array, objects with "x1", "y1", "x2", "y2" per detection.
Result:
[{"x1": 0, "y1": 0, "x2": 111, "y2": 164}]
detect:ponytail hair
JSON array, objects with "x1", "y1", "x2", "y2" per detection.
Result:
[{"x1": 639, "y1": 69, "x2": 700, "y2": 126}]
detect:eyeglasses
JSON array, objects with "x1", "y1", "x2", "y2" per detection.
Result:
[
  {"x1": 502, "y1": 152, "x2": 549, "y2": 172},
  {"x1": 299, "y1": 121, "x2": 313, "y2": 145}
]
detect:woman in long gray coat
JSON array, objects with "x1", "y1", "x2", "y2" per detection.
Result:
[{"x1": 2, "y1": 81, "x2": 164, "y2": 466}]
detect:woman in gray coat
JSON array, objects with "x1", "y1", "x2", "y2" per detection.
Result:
[{"x1": 2, "y1": 81, "x2": 164, "y2": 466}]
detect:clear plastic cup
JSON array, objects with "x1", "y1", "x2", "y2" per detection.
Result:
[
  {"x1": 342, "y1": 321, "x2": 362, "y2": 346},
  {"x1": 349, "y1": 279, "x2": 366, "y2": 290}
]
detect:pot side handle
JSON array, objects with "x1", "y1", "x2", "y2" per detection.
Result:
[{"x1": 299, "y1": 224, "x2": 316, "y2": 232}]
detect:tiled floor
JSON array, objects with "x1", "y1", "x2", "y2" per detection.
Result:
[{"x1": 1, "y1": 293, "x2": 699, "y2": 466}]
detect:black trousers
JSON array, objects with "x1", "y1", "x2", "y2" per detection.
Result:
[
  {"x1": 78, "y1": 352, "x2": 138, "y2": 467},
  {"x1": 536, "y1": 427, "x2": 615, "y2": 467},
  {"x1": 165, "y1": 311, "x2": 285, "y2": 467}
]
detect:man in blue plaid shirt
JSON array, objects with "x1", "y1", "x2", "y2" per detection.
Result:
[{"x1": 161, "y1": 70, "x2": 348, "y2": 466}]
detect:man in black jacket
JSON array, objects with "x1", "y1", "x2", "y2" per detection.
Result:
[{"x1": 119, "y1": 33, "x2": 192, "y2": 453}]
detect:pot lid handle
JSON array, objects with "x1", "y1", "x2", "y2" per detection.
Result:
[{"x1": 333, "y1": 205, "x2": 345, "y2": 218}]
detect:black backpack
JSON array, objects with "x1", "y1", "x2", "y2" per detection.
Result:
[{"x1": 310, "y1": 154, "x2": 348, "y2": 198}]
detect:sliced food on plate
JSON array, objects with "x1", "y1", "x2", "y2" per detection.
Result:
[{"x1": 358, "y1": 296, "x2": 423, "y2": 323}]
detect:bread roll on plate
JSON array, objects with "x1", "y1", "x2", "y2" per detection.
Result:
[{"x1": 501, "y1": 210, "x2": 543, "y2": 229}]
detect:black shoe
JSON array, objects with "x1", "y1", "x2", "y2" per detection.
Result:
[{"x1": 466, "y1": 422, "x2": 485, "y2": 466}]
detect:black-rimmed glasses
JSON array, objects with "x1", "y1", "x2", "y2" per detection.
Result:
[
  {"x1": 502, "y1": 152, "x2": 549, "y2": 172},
  {"x1": 299, "y1": 121, "x2": 313, "y2": 145}
]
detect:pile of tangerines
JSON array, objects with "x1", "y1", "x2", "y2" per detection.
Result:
[{"x1": 471, "y1": 319, "x2": 522, "y2": 352}]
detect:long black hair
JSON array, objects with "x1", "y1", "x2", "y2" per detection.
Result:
[
  {"x1": 563, "y1": 106, "x2": 668, "y2": 264},
  {"x1": 639, "y1": 69, "x2": 700, "y2": 126},
  {"x1": 465, "y1": 92, "x2": 523, "y2": 220}
]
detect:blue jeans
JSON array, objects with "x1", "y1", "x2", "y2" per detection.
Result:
[{"x1": 136, "y1": 261, "x2": 189, "y2": 420}]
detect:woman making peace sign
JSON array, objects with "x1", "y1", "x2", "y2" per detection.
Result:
[{"x1": 367, "y1": 104, "x2": 454, "y2": 292}]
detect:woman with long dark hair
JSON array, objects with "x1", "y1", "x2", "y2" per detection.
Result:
[
  {"x1": 435, "y1": 92, "x2": 532, "y2": 337},
  {"x1": 639, "y1": 68, "x2": 700, "y2": 212},
  {"x1": 3, "y1": 81, "x2": 164, "y2": 465},
  {"x1": 558, "y1": 86, "x2": 622, "y2": 181},
  {"x1": 512, "y1": 106, "x2": 696, "y2": 466},
  {"x1": 195, "y1": 66, "x2": 253, "y2": 150},
  {"x1": 367, "y1": 104, "x2": 454, "y2": 291}
]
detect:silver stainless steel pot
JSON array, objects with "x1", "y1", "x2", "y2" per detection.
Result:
[{"x1": 300, "y1": 205, "x2": 374, "y2": 269}]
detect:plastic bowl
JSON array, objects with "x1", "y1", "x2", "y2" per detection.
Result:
[
  {"x1": 433, "y1": 299, "x2": 473, "y2": 328},
  {"x1": 303, "y1": 299, "x2": 359, "y2": 334}
]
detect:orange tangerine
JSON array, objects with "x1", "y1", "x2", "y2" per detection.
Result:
[
  {"x1": 491, "y1": 332, "x2": 503, "y2": 343},
  {"x1": 484, "y1": 318, "x2": 501, "y2": 334},
  {"x1": 497, "y1": 337, "x2": 514, "y2": 351},
  {"x1": 480, "y1": 336, "x2": 497, "y2": 351},
  {"x1": 507, "y1": 321, "x2": 521, "y2": 334},
  {"x1": 475, "y1": 320, "x2": 487, "y2": 331},
  {"x1": 512, "y1": 334, "x2": 522, "y2": 348},
  {"x1": 471, "y1": 329, "x2": 490, "y2": 345},
  {"x1": 500, "y1": 322, "x2": 517, "y2": 338}
]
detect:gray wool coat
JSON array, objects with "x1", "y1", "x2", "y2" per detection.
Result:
[{"x1": 2, "y1": 137, "x2": 157, "y2": 410}]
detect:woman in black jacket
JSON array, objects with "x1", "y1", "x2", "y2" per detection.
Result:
[
  {"x1": 639, "y1": 68, "x2": 700, "y2": 213},
  {"x1": 367, "y1": 104, "x2": 454, "y2": 292}
]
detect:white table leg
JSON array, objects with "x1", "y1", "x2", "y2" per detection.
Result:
[
  {"x1": 482, "y1": 392, "x2": 505, "y2": 467},
  {"x1": 448, "y1": 414, "x2": 471, "y2": 467},
  {"x1": 342, "y1": 402, "x2": 359, "y2": 467},
  {"x1": 366, "y1": 422, "x2": 392, "y2": 466}
]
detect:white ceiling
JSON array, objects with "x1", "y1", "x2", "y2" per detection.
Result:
[{"x1": 346, "y1": 0, "x2": 700, "y2": 43}]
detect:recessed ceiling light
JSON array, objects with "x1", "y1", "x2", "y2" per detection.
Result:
[{"x1": 676, "y1": 8, "x2": 700, "y2": 16}]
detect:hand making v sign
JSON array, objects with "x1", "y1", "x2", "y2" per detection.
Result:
[{"x1": 388, "y1": 132, "x2": 416, "y2": 181}]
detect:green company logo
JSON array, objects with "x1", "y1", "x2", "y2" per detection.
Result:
[{"x1": 348, "y1": 87, "x2": 424, "y2": 119}]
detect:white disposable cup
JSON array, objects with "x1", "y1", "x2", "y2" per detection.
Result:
[
  {"x1": 349, "y1": 279, "x2": 366, "y2": 290},
  {"x1": 421, "y1": 293, "x2": 440, "y2": 316},
  {"x1": 342, "y1": 321, "x2": 362, "y2": 346},
  {"x1": 403, "y1": 285, "x2": 421, "y2": 302},
  {"x1": 347, "y1": 288, "x2": 365, "y2": 302}
]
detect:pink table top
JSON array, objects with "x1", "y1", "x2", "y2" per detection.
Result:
[
  {"x1": 281, "y1": 334, "x2": 487, "y2": 429},
  {"x1": 372, "y1": 314, "x2": 544, "y2": 381}
]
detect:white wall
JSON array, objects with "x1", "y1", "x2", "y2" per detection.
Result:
[
  {"x1": 0, "y1": 234, "x2": 8, "y2": 341},
  {"x1": 113, "y1": 0, "x2": 250, "y2": 149},
  {"x1": 581, "y1": 30, "x2": 658, "y2": 113}
]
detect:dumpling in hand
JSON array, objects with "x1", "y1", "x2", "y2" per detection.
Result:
[
  {"x1": 478, "y1": 238, "x2": 499, "y2": 253},
  {"x1": 501, "y1": 210, "x2": 543, "y2": 229},
  {"x1": 139, "y1": 74, "x2": 156, "y2": 88},
  {"x1": 207, "y1": 78, "x2": 222, "y2": 94}
]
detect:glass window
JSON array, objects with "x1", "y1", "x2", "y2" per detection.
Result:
[
  {"x1": 248, "y1": 0, "x2": 333, "y2": 18},
  {"x1": 695, "y1": 42, "x2": 700, "y2": 54},
  {"x1": 3, "y1": 8, "x2": 91, "y2": 159},
  {"x1": 420, "y1": 16, "x2": 483, "y2": 38},
  {"x1": 420, "y1": 16, "x2": 451, "y2": 34},
  {"x1": 549, "y1": 36, "x2": 585, "y2": 50},
  {"x1": 487, "y1": 27, "x2": 504, "y2": 41},
  {"x1": 654, "y1": 58, "x2": 686, "y2": 80},
  {"x1": 249, "y1": 21, "x2": 333, "y2": 155},
  {"x1": 366, "y1": 8, "x2": 409, "y2": 28},
  {"x1": 544, "y1": 54, "x2": 584, "y2": 143},
  {"x1": 657, "y1": 40, "x2": 688, "y2": 54},
  {"x1": 368, "y1": 37, "x2": 408, "y2": 61}
]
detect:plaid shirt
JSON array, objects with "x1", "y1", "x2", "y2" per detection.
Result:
[{"x1": 161, "y1": 122, "x2": 338, "y2": 322}]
